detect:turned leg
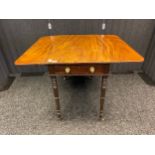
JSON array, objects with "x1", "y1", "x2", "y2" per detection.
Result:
[
  {"x1": 50, "y1": 76, "x2": 62, "y2": 120},
  {"x1": 99, "y1": 76, "x2": 108, "y2": 120}
]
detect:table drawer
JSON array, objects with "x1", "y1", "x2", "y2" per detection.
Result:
[{"x1": 48, "y1": 64, "x2": 110, "y2": 76}]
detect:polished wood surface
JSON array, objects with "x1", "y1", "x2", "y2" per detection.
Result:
[
  {"x1": 15, "y1": 34, "x2": 143, "y2": 120},
  {"x1": 15, "y1": 35, "x2": 144, "y2": 65}
]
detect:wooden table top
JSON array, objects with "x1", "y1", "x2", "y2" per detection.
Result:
[{"x1": 15, "y1": 35, "x2": 144, "y2": 65}]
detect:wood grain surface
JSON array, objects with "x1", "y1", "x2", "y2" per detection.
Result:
[{"x1": 15, "y1": 35, "x2": 144, "y2": 65}]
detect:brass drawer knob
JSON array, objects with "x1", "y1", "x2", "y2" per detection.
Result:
[
  {"x1": 65, "y1": 67, "x2": 71, "y2": 73},
  {"x1": 89, "y1": 66, "x2": 95, "y2": 73}
]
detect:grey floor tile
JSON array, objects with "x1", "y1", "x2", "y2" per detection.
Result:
[{"x1": 0, "y1": 74, "x2": 155, "y2": 134}]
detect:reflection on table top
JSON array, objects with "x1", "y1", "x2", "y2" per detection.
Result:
[{"x1": 15, "y1": 35, "x2": 144, "y2": 65}]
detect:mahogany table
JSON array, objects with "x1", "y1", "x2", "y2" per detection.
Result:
[{"x1": 15, "y1": 35, "x2": 144, "y2": 120}]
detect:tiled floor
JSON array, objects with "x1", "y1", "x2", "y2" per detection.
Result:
[{"x1": 0, "y1": 74, "x2": 155, "y2": 134}]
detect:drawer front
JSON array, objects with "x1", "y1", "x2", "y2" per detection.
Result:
[{"x1": 48, "y1": 64, "x2": 110, "y2": 76}]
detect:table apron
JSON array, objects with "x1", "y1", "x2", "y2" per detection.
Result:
[{"x1": 48, "y1": 64, "x2": 110, "y2": 76}]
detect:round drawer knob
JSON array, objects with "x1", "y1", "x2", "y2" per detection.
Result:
[
  {"x1": 89, "y1": 66, "x2": 95, "y2": 73},
  {"x1": 65, "y1": 67, "x2": 71, "y2": 73}
]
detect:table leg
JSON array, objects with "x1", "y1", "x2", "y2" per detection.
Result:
[
  {"x1": 99, "y1": 76, "x2": 108, "y2": 120},
  {"x1": 50, "y1": 76, "x2": 62, "y2": 120}
]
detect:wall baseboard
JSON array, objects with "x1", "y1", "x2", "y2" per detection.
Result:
[
  {"x1": 21, "y1": 72, "x2": 45, "y2": 77},
  {"x1": 1, "y1": 71, "x2": 152, "y2": 92}
]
